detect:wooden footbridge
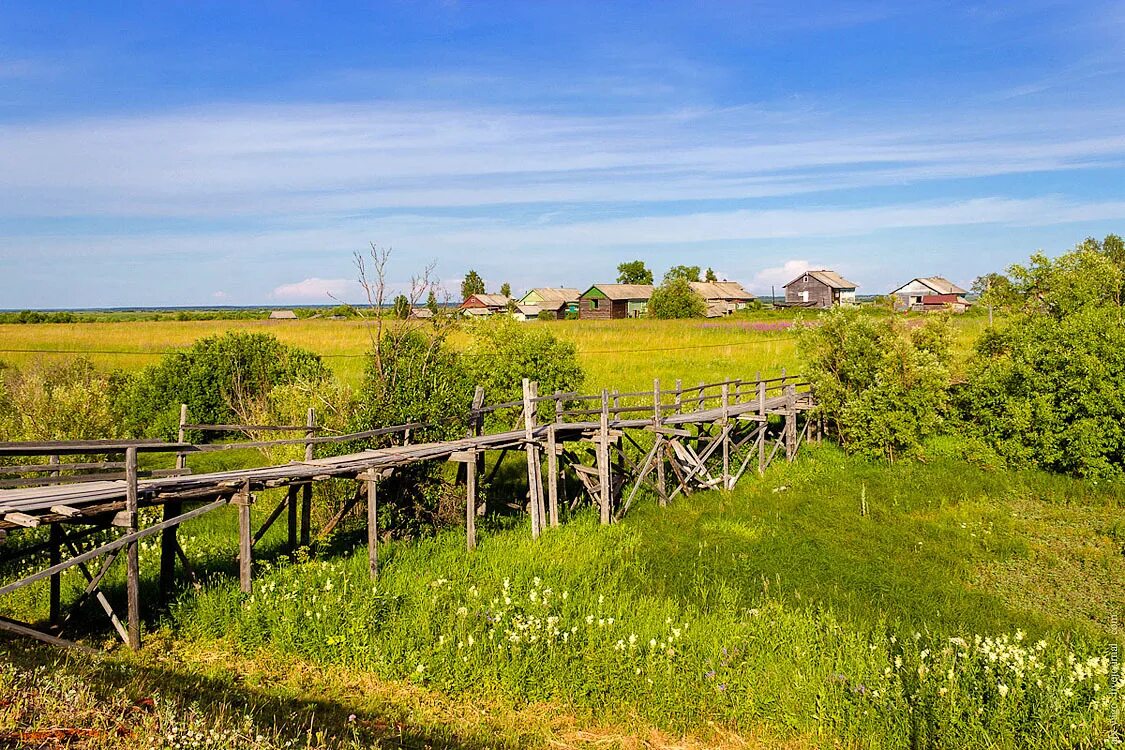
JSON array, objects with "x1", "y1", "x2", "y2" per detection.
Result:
[{"x1": 0, "y1": 372, "x2": 816, "y2": 652}]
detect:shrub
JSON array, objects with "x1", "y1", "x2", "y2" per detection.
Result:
[
  {"x1": 649, "y1": 278, "x2": 706, "y2": 319},
  {"x1": 464, "y1": 317, "x2": 584, "y2": 422},
  {"x1": 800, "y1": 309, "x2": 952, "y2": 461},
  {"x1": 537, "y1": 309, "x2": 555, "y2": 321},
  {"x1": 115, "y1": 332, "x2": 329, "y2": 439},
  {"x1": 0, "y1": 358, "x2": 121, "y2": 442},
  {"x1": 960, "y1": 242, "x2": 1125, "y2": 478}
]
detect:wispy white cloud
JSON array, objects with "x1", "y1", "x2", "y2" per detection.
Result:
[
  {"x1": 751, "y1": 260, "x2": 815, "y2": 292},
  {"x1": 270, "y1": 277, "x2": 361, "y2": 302}
]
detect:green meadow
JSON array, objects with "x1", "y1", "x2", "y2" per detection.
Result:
[{"x1": 1, "y1": 311, "x2": 1121, "y2": 749}]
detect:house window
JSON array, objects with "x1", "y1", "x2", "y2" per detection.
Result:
[{"x1": 589, "y1": 299, "x2": 599, "y2": 310}]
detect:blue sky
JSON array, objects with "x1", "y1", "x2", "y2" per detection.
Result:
[{"x1": 2, "y1": 1, "x2": 1124, "y2": 307}]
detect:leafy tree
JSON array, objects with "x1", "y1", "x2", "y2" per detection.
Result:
[
  {"x1": 960, "y1": 241, "x2": 1125, "y2": 478},
  {"x1": 649, "y1": 277, "x2": 706, "y2": 319},
  {"x1": 329, "y1": 304, "x2": 358, "y2": 318},
  {"x1": 500, "y1": 282, "x2": 512, "y2": 298},
  {"x1": 664, "y1": 265, "x2": 701, "y2": 283},
  {"x1": 114, "y1": 332, "x2": 328, "y2": 439},
  {"x1": 800, "y1": 308, "x2": 952, "y2": 462},
  {"x1": 461, "y1": 269, "x2": 485, "y2": 300},
  {"x1": 426, "y1": 289, "x2": 440, "y2": 313},
  {"x1": 705, "y1": 267, "x2": 718, "y2": 282},
  {"x1": 970, "y1": 273, "x2": 1020, "y2": 309},
  {"x1": 392, "y1": 294, "x2": 410, "y2": 320},
  {"x1": 616, "y1": 260, "x2": 653, "y2": 285}
]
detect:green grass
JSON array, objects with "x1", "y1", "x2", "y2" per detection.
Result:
[{"x1": 141, "y1": 445, "x2": 1120, "y2": 747}]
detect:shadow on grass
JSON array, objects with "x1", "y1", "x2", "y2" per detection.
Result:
[{"x1": 0, "y1": 641, "x2": 511, "y2": 749}]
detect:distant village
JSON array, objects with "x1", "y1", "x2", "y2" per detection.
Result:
[{"x1": 440, "y1": 269, "x2": 971, "y2": 321}]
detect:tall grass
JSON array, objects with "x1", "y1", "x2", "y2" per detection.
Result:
[{"x1": 170, "y1": 446, "x2": 1124, "y2": 748}]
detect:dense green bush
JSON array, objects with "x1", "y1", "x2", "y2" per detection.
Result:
[
  {"x1": 800, "y1": 309, "x2": 952, "y2": 461},
  {"x1": 464, "y1": 317, "x2": 584, "y2": 423},
  {"x1": 648, "y1": 277, "x2": 706, "y2": 319},
  {"x1": 114, "y1": 332, "x2": 328, "y2": 439},
  {"x1": 960, "y1": 242, "x2": 1125, "y2": 478}
]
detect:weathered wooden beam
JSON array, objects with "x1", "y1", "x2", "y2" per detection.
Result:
[
  {"x1": 465, "y1": 450, "x2": 477, "y2": 551},
  {"x1": 367, "y1": 476, "x2": 378, "y2": 579},
  {"x1": 598, "y1": 389, "x2": 611, "y2": 525},
  {"x1": 236, "y1": 481, "x2": 253, "y2": 594},
  {"x1": 523, "y1": 379, "x2": 544, "y2": 538},
  {"x1": 124, "y1": 446, "x2": 141, "y2": 650},
  {"x1": 546, "y1": 425, "x2": 559, "y2": 528},
  {"x1": 0, "y1": 615, "x2": 97, "y2": 654}
]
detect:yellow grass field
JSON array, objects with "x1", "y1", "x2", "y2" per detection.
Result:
[{"x1": 0, "y1": 312, "x2": 988, "y2": 393}]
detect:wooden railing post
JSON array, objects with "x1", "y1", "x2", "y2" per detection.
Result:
[
  {"x1": 160, "y1": 403, "x2": 189, "y2": 598},
  {"x1": 367, "y1": 474, "x2": 379, "y2": 578},
  {"x1": 599, "y1": 388, "x2": 611, "y2": 525},
  {"x1": 721, "y1": 382, "x2": 731, "y2": 489},
  {"x1": 236, "y1": 480, "x2": 253, "y2": 594},
  {"x1": 674, "y1": 378, "x2": 683, "y2": 414},
  {"x1": 48, "y1": 455, "x2": 61, "y2": 626},
  {"x1": 125, "y1": 446, "x2": 141, "y2": 650},
  {"x1": 758, "y1": 376, "x2": 767, "y2": 476},
  {"x1": 300, "y1": 408, "x2": 315, "y2": 547},
  {"x1": 785, "y1": 384, "x2": 797, "y2": 462},
  {"x1": 522, "y1": 379, "x2": 544, "y2": 538},
  {"x1": 546, "y1": 425, "x2": 559, "y2": 527},
  {"x1": 466, "y1": 451, "x2": 478, "y2": 550}
]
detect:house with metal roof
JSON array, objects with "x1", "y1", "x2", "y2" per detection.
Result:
[
  {"x1": 689, "y1": 281, "x2": 756, "y2": 316},
  {"x1": 889, "y1": 277, "x2": 969, "y2": 311},
  {"x1": 519, "y1": 287, "x2": 581, "y2": 319},
  {"x1": 578, "y1": 284, "x2": 654, "y2": 319},
  {"x1": 782, "y1": 270, "x2": 858, "y2": 308}
]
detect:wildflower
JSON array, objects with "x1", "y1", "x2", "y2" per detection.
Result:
[
  {"x1": 894, "y1": 656, "x2": 903, "y2": 670},
  {"x1": 997, "y1": 683, "x2": 1009, "y2": 697}
]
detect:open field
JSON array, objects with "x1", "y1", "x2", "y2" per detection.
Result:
[
  {"x1": 3, "y1": 310, "x2": 1118, "y2": 749},
  {"x1": 0, "y1": 311, "x2": 992, "y2": 392}
]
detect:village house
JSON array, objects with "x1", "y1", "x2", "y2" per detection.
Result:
[
  {"x1": 689, "y1": 281, "x2": 756, "y2": 317},
  {"x1": 519, "y1": 287, "x2": 581, "y2": 319},
  {"x1": 578, "y1": 284, "x2": 654, "y2": 319},
  {"x1": 889, "y1": 277, "x2": 970, "y2": 312},
  {"x1": 268, "y1": 309, "x2": 298, "y2": 320},
  {"x1": 782, "y1": 270, "x2": 858, "y2": 308},
  {"x1": 511, "y1": 304, "x2": 543, "y2": 322},
  {"x1": 458, "y1": 293, "x2": 511, "y2": 316}
]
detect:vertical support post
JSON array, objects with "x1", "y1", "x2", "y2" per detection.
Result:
[
  {"x1": 721, "y1": 382, "x2": 731, "y2": 490},
  {"x1": 758, "y1": 377, "x2": 766, "y2": 476},
  {"x1": 176, "y1": 403, "x2": 188, "y2": 470},
  {"x1": 785, "y1": 384, "x2": 797, "y2": 462},
  {"x1": 236, "y1": 481, "x2": 253, "y2": 594},
  {"x1": 546, "y1": 425, "x2": 560, "y2": 527},
  {"x1": 300, "y1": 407, "x2": 315, "y2": 547},
  {"x1": 286, "y1": 485, "x2": 298, "y2": 557},
  {"x1": 674, "y1": 379, "x2": 683, "y2": 414},
  {"x1": 125, "y1": 446, "x2": 141, "y2": 650},
  {"x1": 554, "y1": 391, "x2": 564, "y2": 423},
  {"x1": 654, "y1": 378, "x2": 666, "y2": 506},
  {"x1": 48, "y1": 455, "x2": 61, "y2": 627},
  {"x1": 367, "y1": 475, "x2": 379, "y2": 578},
  {"x1": 598, "y1": 388, "x2": 611, "y2": 525},
  {"x1": 522, "y1": 379, "x2": 543, "y2": 538},
  {"x1": 161, "y1": 403, "x2": 188, "y2": 596},
  {"x1": 48, "y1": 523, "x2": 62, "y2": 627},
  {"x1": 471, "y1": 385, "x2": 486, "y2": 502},
  {"x1": 466, "y1": 451, "x2": 477, "y2": 550}
]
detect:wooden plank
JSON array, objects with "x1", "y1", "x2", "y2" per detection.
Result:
[
  {"x1": 0, "y1": 497, "x2": 229, "y2": 599},
  {"x1": 49, "y1": 504, "x2": 82, "y2": 517},
  {"x1": 125, "y1": 446, "x2": 141, "y2": 650},
  {"x1": 0, "y1": 439, "x2": 191, "y2": 457},
  {"x1": 0, "y1": 615, "x2": 97, "y2": 654},
  {"x1": 0, "y1": 461, "x2": 125, "y2": 475},
  {"x1": 4, "y1": 512, "x2": 40, "y2": 527}
]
